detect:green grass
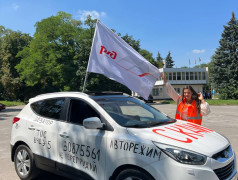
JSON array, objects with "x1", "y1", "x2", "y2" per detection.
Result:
[
  {"x1": 0, "y1": 101, "x2": 25, "y2": 107},
  {"x1": 157, "y1": 99, "x2": 238, "y2": 105},
  {"x1": 159, "y1": 100, "x2": 176, "y2": 104},
  {"x1": 206, "y1": 99, "x2": 238, "y2": 105}
]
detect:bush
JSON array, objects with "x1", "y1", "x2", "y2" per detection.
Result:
[{"x1": 218, "y1": 86, "x2": 238, "y2": 100}]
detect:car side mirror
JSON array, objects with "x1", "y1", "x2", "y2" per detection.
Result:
[{"x1": 83, "y1": 117, "x2": 105, "y2": 129}]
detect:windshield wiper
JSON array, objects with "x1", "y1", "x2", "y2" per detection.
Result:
[
  {"x1": 149, "y1": 119, "x2": 176, "y2": 127},
  {"x1": 124, "y1": 119, "x2": 176, "y2": 128},
  {"x1": 124, "y1": 124, "x2": 150, "y2": 128}
]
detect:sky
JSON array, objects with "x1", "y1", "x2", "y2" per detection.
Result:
[{"x1": 0, "y1": 0, "x2": 238, "y2": 68}]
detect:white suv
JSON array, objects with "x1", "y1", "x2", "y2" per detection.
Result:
[{"x1": 10, "y1": 92, "x2": 237, "y2": 180}]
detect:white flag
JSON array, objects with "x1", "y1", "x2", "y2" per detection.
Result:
[{"x1": 87, "y1": 21, "x2": 161, "y2": 100}]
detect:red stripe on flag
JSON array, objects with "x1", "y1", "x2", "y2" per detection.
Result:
[{"x1": 138, "y1": 73, "x2": 150, "y2": 77}]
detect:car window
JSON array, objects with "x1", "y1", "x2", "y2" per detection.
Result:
[
  {"x1": 120, "y1": 102, "x2": 154, "y2": 118},
  {"x1": 31, "y1": 98, "x2": 65, "y2": 120},
  {"x1": 68, "y1": 99, "x2": 100, "y2": 125},
  {"x1": 95, "y1": 97, "x2": 175, "y2": 128}
]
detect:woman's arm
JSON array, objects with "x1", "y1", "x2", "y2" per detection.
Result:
[
  {"x1": 165, "y1": 82, "x2": 180, "y2": 103},
  {"x1": 161, "y1": 73, "x2": 180, "y2": 103},
  {"x1": 200, "y1": 102, "x2": 211, "y2": 116},
  {"x1": 198, "y1": 93, "x2": 211, "y2": 116}
]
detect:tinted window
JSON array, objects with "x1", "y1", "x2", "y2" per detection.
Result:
[
  {"x1": 202, "y1": 72, "x2": 206, "y2": 80},
  {"x1": 177, "y1": 72, "x2": 181, "y2": 80},
  {"x1": 182, "y1": 72, "x2": 185, "y2": 80},
  {"x1": 68, "y1": 99, "x2": 100, "y2": 125},
  {"x1": 198, "y1": 72, "x2": 201, "y2": 80},
  {"x1": 173, "y1": 72, "x2": 176, "y2": 80},
  {"x1": 186, "y1": 72, "x2": 189, "y2": 80},
  {"x1": 195, "y1": 72, "x2": 198, "y2": 80},
  {"x1": 31, "y1": 98, "x2": 65, "y2": 120},
  {"x1": 168, "y1": 72, "x2": 172, "y2": 80},
  {"x1": 152, "y1": 88, "x2": 159, "y2": 96},
  {"x1": 190, "y1": 72, "x2": 194, "y2": 80}
]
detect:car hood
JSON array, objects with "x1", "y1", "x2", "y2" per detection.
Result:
[{"x1": 127, "y1": 120, "x2": 229, "y2": 157}]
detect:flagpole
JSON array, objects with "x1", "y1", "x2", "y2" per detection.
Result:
[
  {"x1": 82, "y1": 19, "x2": 99, "y2": 92},
  {"x1": 82, "y1": 72, "x2": 89, "y2": 92}
]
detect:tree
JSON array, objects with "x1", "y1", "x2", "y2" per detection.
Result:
[
  {"x1": 210, "y1": 12, "x2": 238, "y2": 99},
  {"x1": 165, "y1": 51, "x2": 174, "y2": 68},
  {"x1": 0, "y1": 26, "x2": 6, "y2": 99},
  {"x1": 139, "y1": 49, "x2": 157, "y2": 66},
  {"x1": 16, "y1": 12, "x2": 83, "y2": 96},
  {"x1": 121, "y1": 34, "x2": 140, "y2": 52},
  {"x1": 74, "y1": 15, "x2": 97, "y2": 92},
  {"x1": 0, "y1": 26, "x2": 12, "y2": 99},
  {"x1": 0, "y1": 30, "x2": 32, "y2": 100},
  {"x1": 193, "y1": 63, "x2": 209, "y2": 68},
  {"x1": 156, "y1": 51, "x2": 164, "y2": 68}
]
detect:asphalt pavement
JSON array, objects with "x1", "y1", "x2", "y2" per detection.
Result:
[{"x1": 0, "y1": 104, "x2": 237, "y2": 180}]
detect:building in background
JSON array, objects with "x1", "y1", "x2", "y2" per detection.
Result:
[{"x1": 151, "y1": 68, "x2": 208, "y2": 99}]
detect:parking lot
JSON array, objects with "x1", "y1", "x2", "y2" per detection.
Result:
[{"x1": 0, "y1": 104, "x2": 237, "y2": 180}]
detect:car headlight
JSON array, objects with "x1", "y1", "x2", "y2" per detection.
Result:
[{"x1": 153, "y1": 142, "x2": 207, "y2": 165}]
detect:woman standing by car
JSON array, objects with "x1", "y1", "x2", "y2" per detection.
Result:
[{"x1": 161, "y1": 73, "x2": 210, "y2": 125}]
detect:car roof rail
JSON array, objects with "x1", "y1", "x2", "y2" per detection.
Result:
[{"x1": 85, "y1": 91, "x2": 125, "y2": 96}]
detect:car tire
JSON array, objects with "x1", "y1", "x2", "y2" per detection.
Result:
[
  {"x1": 116, "y1": 168, "x2": 154, "y2": 180},
  {"x1": 14, "y1": 145, "x2": 39, "y2": 180}
]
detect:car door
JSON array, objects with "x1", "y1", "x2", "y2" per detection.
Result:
[
  {"x1": 57, "y1": 98, "x2": 107, "y2": 180},
  {"x1": 28, "y1": 98, "x2": 67, "y2": 168}
]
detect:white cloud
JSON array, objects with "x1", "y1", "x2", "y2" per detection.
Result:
[
  {"x1": 12, "y1": 3, "x2": 19, "y2": 10},
  {"x1": 77, "y1": 10, "x2": 106, "y2": 21},
  {"x1": 192, "y1": 49, "x2": 205, "y2": 54}
]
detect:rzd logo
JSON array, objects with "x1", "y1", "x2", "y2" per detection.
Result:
[
  {"x1": 100, "y1": 45, "x2": 117, "y2": 60},
  {"x1": 99, "y1": 45, "x2": 152, "y2": 78}
]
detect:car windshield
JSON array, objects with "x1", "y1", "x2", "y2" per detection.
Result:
[{"x1": 94, "y1": 97, "x2": 176, "y2": 128}]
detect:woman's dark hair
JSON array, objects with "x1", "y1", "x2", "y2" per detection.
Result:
[{"x1": 182, "y1": 85, "x2": 201, "y2": 113}]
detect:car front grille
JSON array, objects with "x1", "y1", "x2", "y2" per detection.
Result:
[{"x1": 213, "y1": 160, "x2": 235, "y2": 180}]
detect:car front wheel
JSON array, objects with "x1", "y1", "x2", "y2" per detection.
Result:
[
  {"x1": 116, "y1": 168, "x2": 154, "y2": 180},
  {"x1": 14, "y1": 145, "x2": 39, "y2": 180}
]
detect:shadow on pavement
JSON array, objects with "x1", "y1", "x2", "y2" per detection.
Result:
[
  {"x1": 0, "y1": 112, "x2": 11, "y2": 120},
  {"x1": 4, "y1": 108, "x2": 23, "y2": 113},
  {"x1": 33, "y1": 171, "x2": 70, "y2": 180}
]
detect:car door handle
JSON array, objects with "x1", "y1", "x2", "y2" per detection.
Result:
[
  {"x1": 28, "y1": 125, "x2": 35, "y2": 130},
  {"x1": 59, "y1": 133, "x2": 69, "y2": 138}
]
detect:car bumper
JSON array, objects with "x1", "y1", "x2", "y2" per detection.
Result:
[
  {"x1": 145, "y1": 152, "x2": 237, "y2": 180},
  {"x1": 231, "y1": 172, "x2": 238, "y2": 180}
]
